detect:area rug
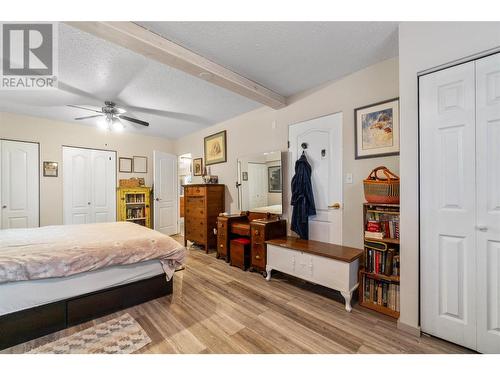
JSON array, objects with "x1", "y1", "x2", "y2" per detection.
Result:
[{"x1": 28, "y1": 313, "x2": 151, "y2": 354}]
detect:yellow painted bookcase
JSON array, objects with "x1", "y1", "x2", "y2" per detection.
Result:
[{"x1": 117, "y1": 187, "x2": 152, "y2": 228}]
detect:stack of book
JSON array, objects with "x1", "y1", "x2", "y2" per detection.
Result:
[
  {"x1": 363, "y1": 275, "x2": 400, "y2": 311},
  {"x1": 365, "y1": 214, "x2": 400, "y2": 240}
]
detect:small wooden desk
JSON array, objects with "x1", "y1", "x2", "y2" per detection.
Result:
[{"x1": 265, "y1": 237, "x2": 363, "y2": 312}]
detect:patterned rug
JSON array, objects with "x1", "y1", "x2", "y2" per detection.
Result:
[{"x1": 28, "y1": 313, "x2": 151, "y2": 354}]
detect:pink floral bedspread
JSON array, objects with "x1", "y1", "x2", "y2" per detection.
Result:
[{"x1": 0, "y1": 222, "x2": 186, "y2": 284}]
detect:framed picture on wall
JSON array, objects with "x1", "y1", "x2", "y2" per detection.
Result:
[
  {"x1": 132, "y1": 156, "x2": 148, "y2": 173},
  {"x1": 43, "y1": 161, "x2": 58, "y2": 177},
  {"x1": 268, "y1": 166, "x2": 282, "y2": 193},
  {"x1": 119, "y1": 157, "x2": 133, "y2": 173},
  {"x1": 354, "y1": 98, "x2": 400, "y2": 159},
  {"x1": 204, "y1": 130, "x2": 227, "y2": 166},
  {"x1": 193, "y1": 158, "x2": 203, "y2": 176}
]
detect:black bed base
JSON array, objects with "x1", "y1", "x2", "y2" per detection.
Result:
[{"x1": 0, "y1": 274, "x2": 172, "y2": 351}]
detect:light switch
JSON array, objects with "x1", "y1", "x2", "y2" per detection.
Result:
[{"x1": 345, "y1": 173, "x2": 353, "y2": 184}]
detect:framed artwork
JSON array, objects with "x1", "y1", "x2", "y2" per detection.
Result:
[
  {"x1": 268, "y1": 166, "x2": 282, "y2": 193},
  {"x1": 242, "y1": 171, "x2": 248, "y2": 181},
  {"x1": 354, "y1": 98, "x2": 400, "y2": 159},
  {"x1": 204, "y1": 130, "x2": 227, "y2": 166},
  {"x1": 192, "y1": 158, "x2": 203, "y2": 176},
  {"x1": 43, "y1": 161, "x2": 58, "y2": 177},
  {"x1": 119, "y1": 157, "x2": 133, "y2": 173},
  {"x1": 133, "y1": 156, "x2": 147, "y2": 173}
]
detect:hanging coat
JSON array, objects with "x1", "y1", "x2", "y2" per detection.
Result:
[{"x1": 290, "y1": 153, "x2": 316, "y2": 239}]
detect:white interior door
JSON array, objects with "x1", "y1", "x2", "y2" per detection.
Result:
[
  {"x1": 63, "y1": 147, "x2": 115, "y2": 225},
  {"x1": 248, "y1": 163, "x2": 268, "y2": 209},
  {"x1": 0, "y1": 140, "x2": 39, "y2": 228},
  {"x1": 288, "y1": 112, "x2": 343, "y2": 244},
  {"x1": 154, "y1": 150, "x2": 178, "y2": 235},
  {"x1": 476, "y1": 53, "x2": 500, "y2": 354},
  {"x1": 420, "y1": 62, "x2": 477, "y2": 350}
]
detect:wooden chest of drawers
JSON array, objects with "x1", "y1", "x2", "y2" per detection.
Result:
[{"x1": 183, "y1": 184, "x2": 225, "y2": 253}]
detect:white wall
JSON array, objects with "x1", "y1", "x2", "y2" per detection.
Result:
[
  {"x1": 0, "y1": 111, "x2": 174, "y2": 226},
  {"x1": 176, "y1": 57, "x2": 400, "y2": 249},
  {"x1": 399, "y1": 22, "x2": 500, "y2": 332}
]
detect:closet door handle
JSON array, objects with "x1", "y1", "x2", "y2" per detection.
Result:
[
  {"x1": 1, "y1": 205, "x2": 6, "y2": 209},
  {"x1": 87, "y1": 202, "x2": 91, "y2": 205},
  {"x1": 476, "y1": 225, "x2": 488, "y2": 232}
]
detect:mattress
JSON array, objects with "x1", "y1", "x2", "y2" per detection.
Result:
[{"x1": 0, "y1": 260, "x2": 164, "y2": 316}]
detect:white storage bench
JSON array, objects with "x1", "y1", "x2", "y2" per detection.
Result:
[{"x1": 265, "y1": 237, "x2": 363, "y2": 312}]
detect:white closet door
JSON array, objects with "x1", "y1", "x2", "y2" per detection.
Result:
[
  {"x1": 153, "y1": 151, "x2": 178, "y2": 235},
  {"x1": 63, "y1": 147, "x2": 91, "y2": 224},
  {"x1": 420, "y1": 62, "x2": 477, "y2": 350},
  {"x1": 476, "y1": 53, "x2": 500, "y2": 353},
  {"x1": 90, "y1": 150, "x2": 116, "y2": 223},
  {"x1": 63, "y1": 147, "x2": 116, "y2": 225},
  {"x1": 0, "y1": 140, "x2": 39, "y2": 228}
]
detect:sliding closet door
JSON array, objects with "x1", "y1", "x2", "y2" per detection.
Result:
[
  {"x1": 63, "y1": 147, "x2": 116, "y2": 225},
  {"x1": 0, "y1": 140, "x2": 39, "y2": 228},
  {"x1": 476, "y1": 53, "x2": 500, "y2": 353},
  {"x1": 420, "y1": 62, "x2": 477, "y2": 349}
]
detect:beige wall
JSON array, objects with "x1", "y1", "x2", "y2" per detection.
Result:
[
  {"x1": 399, "y1": 22, "x2": 500, "y2": 332},
  {"x1": 0, "y1": 111, "x2": 174, "y2": 226},
  {"x1": 176, "y1": 57, "x2": 400, "y2": 249}
]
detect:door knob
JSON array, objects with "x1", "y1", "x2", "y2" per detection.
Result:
[
  {"x1": 87, "y1": 202, "x2": 91, "y2": 205},
  {"x1": 476, "y1": 225, "x2": 488, "y2": 232},
  {"x1": 1, "y1": 205, "x2": 6, "y2": 209},
  {"x1": 155, "y1": 198, "x2": 160, "y2": 201},
  {"x1": 328, "y1": 203, "x2": 341, "y2": 209}
]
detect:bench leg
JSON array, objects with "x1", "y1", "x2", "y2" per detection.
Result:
[
  {"x1": 341, "y1": 291, "x2": 353, "y2": 312},
  {"x1": 265, "y1": 266, "x2": 272, "y2": 281}
]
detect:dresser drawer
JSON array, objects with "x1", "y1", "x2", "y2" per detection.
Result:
[
  {"x1": 185, "y1": 206, "x2": 206, "y2": 218},
  {"x1": 186, "y1": 217, "x2": 206, "y2": 229},
  {"x1": 185, "y1": 228, "x2": 206, "y2": 243},
  {"x1": 251, "y1": 243, "x2": 266, "y2": 269},
  {"x1": 251, "y1": 227, "x2": 265, "y2": 243},
  {"x1": 185, "y1": 186, "x2": 206, "y2": 197}
]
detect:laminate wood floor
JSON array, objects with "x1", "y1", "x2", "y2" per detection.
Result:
[{"x1": 2, "y1": 241, "x2": 474, "y2": 354}]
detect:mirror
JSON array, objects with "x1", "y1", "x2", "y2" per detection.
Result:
[{"x1": 237, "y1": 151, "x2": 282, "y2": 215}]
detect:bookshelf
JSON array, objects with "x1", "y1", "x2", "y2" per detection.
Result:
[
  {"x1": 117, "y1": 187, "x2": 152, "y2": 228},
  {"x1": 359, "y1": 202, "x2": 400, "y2": 319}
]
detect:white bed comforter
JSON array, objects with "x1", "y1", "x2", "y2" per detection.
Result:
[{"x1": 0, "y1": 222, "x2": 186, "y2": 284}]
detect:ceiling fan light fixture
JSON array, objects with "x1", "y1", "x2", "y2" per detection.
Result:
[
  {"x1": 112, "y1": 118, "x2": 124, "y2": 132},
  {"x1": 97, "y1": 116, "x2": 110, "y2": 131}
]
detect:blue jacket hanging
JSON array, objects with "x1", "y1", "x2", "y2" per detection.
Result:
[{"x1": 290, "y1": 153, "x2": 316, "y2": 239}]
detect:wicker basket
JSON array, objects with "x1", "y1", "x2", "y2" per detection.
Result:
[
  {"x1": 363, "y1": 166, "x2": 400, "y2": 204},
  {"x1": 119, "y1": 178, "x2": 141, "y2": 188}
]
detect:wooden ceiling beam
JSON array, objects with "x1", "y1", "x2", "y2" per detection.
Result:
[{"x1": 65, "y1": 22, "x2": 287, "y2": 109}]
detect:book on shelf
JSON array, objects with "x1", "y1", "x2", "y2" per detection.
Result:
[
  {"x1": 363, "y1": 275, "x2": 400, "y2": 312},
  {"x1": 364, "y1": 248, "x2": 400, "y2": 277},
  {"x1": 365, "y1": 211, "x2": 400, "y2": 239},
  {"x1": 365, "y1": 231, "x2": 384, "y2": 239}
]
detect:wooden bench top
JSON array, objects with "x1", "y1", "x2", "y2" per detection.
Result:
[{"x1": 266, "y1": 237, "x2": 363, "y2": 263}]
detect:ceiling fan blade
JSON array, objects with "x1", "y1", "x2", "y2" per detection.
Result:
[
  {"x1": 74, "y1": 115, "x2": 104, "y2": 120},
  {"x1": 119, "y1": 115, "x2": 149, "y2": 127},
  {"x1": 67, "y1": 104, "x2": 103, "y2": 114},
  {"x1": 124, "y1": 104, "x2": 210, "y2": 125}
]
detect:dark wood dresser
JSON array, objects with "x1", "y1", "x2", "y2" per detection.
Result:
[
  {"x1": 183, "y1": 184, "x2": 225, "y2": 253},
  {"x1": 216, "y1": 212, "x2": 287, "y2": 275}
]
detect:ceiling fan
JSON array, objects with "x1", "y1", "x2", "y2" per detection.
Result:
[{"x1": 68, "y1": 101, "x2": 149, "y2": 131}]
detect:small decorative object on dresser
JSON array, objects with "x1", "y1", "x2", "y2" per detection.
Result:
[
  {"x1": 183, "y1": 184, "x2": 225, "y2": 253},
  {"x1": 359, "y1": 202, "x2": 400, "y2": 318}
]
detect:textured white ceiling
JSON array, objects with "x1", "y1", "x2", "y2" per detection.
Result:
[
  {"x1": 0, "y1": 23, "x2": 260, "y2": 139},
  {"x1": 137, "y1": 22, "x2": 399, "y2": 96},
  {"x1": 0, "y1": 22, "x2": 399, "y2": 139}
]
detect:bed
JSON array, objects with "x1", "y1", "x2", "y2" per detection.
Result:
[{"x1": 0, "y1": 222, "x2": 186, "y2": 350}]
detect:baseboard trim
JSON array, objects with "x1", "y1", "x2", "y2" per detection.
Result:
[{"x1": 397, "y1": 320, "x2": 421, "y2": 337}]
